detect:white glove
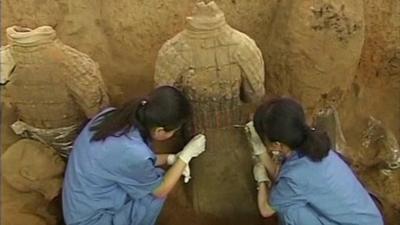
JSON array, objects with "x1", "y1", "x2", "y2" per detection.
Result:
[
  {"x1": 178, "y1": 134, "x2": 206, "y2": 164},
  {"x1": 245, "y1": 121, "x2": 267, "y2": 155},
  {"x1": 253, "y1": 162, "x2": 271, "y2": 187},
  {"x1": 167, "y1": 154, "x2": 192, "y2": 183}
]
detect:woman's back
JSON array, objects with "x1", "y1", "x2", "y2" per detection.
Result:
[
  {"x1": 271, "y1": 150, "x2": 383, "y2": 225},
  {"x1": 63, "y1": 109, "x2": 165, "y2": 225}
]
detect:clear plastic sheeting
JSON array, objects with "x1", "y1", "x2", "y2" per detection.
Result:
[
  {"x1": 11, "y1": 120, "x2": 80, "y2": 158},
  {"x1": 362, "y1": 116, "x2": 400, "y2": 174}
]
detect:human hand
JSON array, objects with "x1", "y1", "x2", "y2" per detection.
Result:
[
  {"x1": 245, "y1": 121, "x2": 267, "y2": 155},
  {"x1": 253, "y1": 162, "x2": 271, "y2": 187},
  {"x1": 178, "y1": 134, "x2": 206, "y2": 164},
  {"x1": 167, "y1": 154, "x2": 192, "y2": 183}
]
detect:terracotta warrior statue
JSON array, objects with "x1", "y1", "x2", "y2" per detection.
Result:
[
  {"x1": 3, "y1": 26, "x2": 109, "y2": 157},
  {"x1": 155, "y1": 2, "x2": 265, "y2": 223},
  {"x1": 1, "y1": 139, "x2": 66, "y2": 225}
]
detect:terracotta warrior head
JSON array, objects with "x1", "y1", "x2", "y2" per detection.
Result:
[{"x1": 2, "y1": 139, "x2": 65, "y2": 200}]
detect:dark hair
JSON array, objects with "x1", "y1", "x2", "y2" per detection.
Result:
[
  {"x1": 89, "y1": 86, "x2": 191, "y2": 143},
  {"x1": 254, "y1": 97, "x2": 331, "y2": 161}
]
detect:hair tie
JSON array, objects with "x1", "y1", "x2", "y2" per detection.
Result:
[{"x1": 140, "y1": 100, "x2": 148, "y2": 106}]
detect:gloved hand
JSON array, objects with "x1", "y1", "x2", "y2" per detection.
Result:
[
  {"x1": 178, "y1": 134, "x2": 206, "y2": 164},
  {"x1": 253, "y1": 162, "x2": 271, "y2": 187},
  {"x1": 245, "y1": 121, "x2": 267, "y2": 155},
  {"x1": 167, "y1": 154, "x2": 192, "y2": 183}
]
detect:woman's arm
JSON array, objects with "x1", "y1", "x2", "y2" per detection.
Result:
[
  {"x1": 153, "y1": 134, "x2": 206, "y2": 198},
  {"x1": 152, "y1": 158, "x2": 186, "y2": 198},
  {"x1": 257, "y1": 182, "x2": 276, "y2": 217},
  {"x1": 245, "y1": 121, "x2": 279, "y2": 181},
  {"x1": 155, "y1": 154, "x2": 170, "y2": 166}
]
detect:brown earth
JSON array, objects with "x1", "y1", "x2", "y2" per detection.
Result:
[{"x1": 1, "y1": 0, "x2": 399, "y2": 224}]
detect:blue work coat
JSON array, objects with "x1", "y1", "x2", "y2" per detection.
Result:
[
  {"x1": 63, "y1": 108, "x2": 165, "y2": 225},
  {"x1": 270, "y1": 150, "x2": 384, "y2": 225}
]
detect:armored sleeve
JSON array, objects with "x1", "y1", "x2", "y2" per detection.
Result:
[
  {"x1": 63, "y1": 46, "x2": 110, "y2": 118},
  {"x1": 154, "y1": 39, "x2": 188, "y2": 89},
  {"x1": 0, "y1": 45, "x2": 15, "y2": 85},
  {"x1": 234, "y1": 33, "x2": 265, "y2": 103}
]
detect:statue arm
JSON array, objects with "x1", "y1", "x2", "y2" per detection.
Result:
[
  {"x1": 65, "y1": 51, "x2": 110, "y2": 118},
  {"x1": 235, "y1": 34, "x2": 265, "y2": 103},
  {"x1": 0, "y1": 45, "x2": 15, "y2": 85},
  {"x1": 154, "y1": 41, "x2": 188, "y2": 89},
  {"x1": 154, "y1": 41, "x2": 194, "y2": 143}
]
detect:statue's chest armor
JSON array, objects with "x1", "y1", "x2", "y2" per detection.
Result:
[
  {"x1": 9, "y1": 62, "x2": 69, "y2": 103},
  {"x1": 181, "y1": 40, "x2": 242, "y2": 103},
  {"x1": 177, "y1": 39, "x2": 244, "y2": 130},
  {"x1": 7, "y1": 50, "x2": 84, "y2": 128}
]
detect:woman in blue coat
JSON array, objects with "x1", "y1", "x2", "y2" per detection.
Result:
[
  {"x1": 250, "y1": 97, "x2": 383, "y2": 225},
  {"x1": 62, "y1": 86, "x2": 206, "y2": 225}
]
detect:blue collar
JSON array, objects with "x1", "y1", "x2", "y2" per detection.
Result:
[
  {"x1": 127, "y1": 128, "x2": 154, "y2": 148},
  {"x1": 295, "y1": 149, "x2": 305, "y2": 158}
]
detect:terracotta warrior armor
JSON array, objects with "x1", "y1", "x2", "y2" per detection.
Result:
[
  {"x1": 4, "y1": 26, "x2": 109, "y2": 157},
  {"x1": 155, "y1": 2, "x2": 265, "y2": 223}
]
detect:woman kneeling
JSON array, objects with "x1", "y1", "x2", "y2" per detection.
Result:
[
  {"x1": 62, "y1": 86, "x2": 206, "y2": 225},
  {"x1": 251, "y1": 97, "x2": 383, "y2": 225}
]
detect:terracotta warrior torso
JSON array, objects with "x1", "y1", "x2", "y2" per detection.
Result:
[
  {"x1": 4, "y1": 26, "x2": 109, "y2": 157},
  {"x1": 155, "y1": 4, "x2": 264, "y2": 131},
  {"x1": 155, "y1": 2, "x2": 265, "y2": 223}
]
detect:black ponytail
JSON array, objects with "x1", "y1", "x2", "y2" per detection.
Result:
[
  {"x1": 254, "y1": 97, "x2": 331, "y2": 162},
  {"x1": 89, "y1": 86, "x2": 191, "y2": 143},
  {"x1": 299, "y1": 126, "x2": 331, "y2": 161},
  {"x1": 134, "y1": 99, "x2": 152, "y2": 142},
  {"x1": 89, "y1": 100, "x2": 140, "y2": 142}
]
